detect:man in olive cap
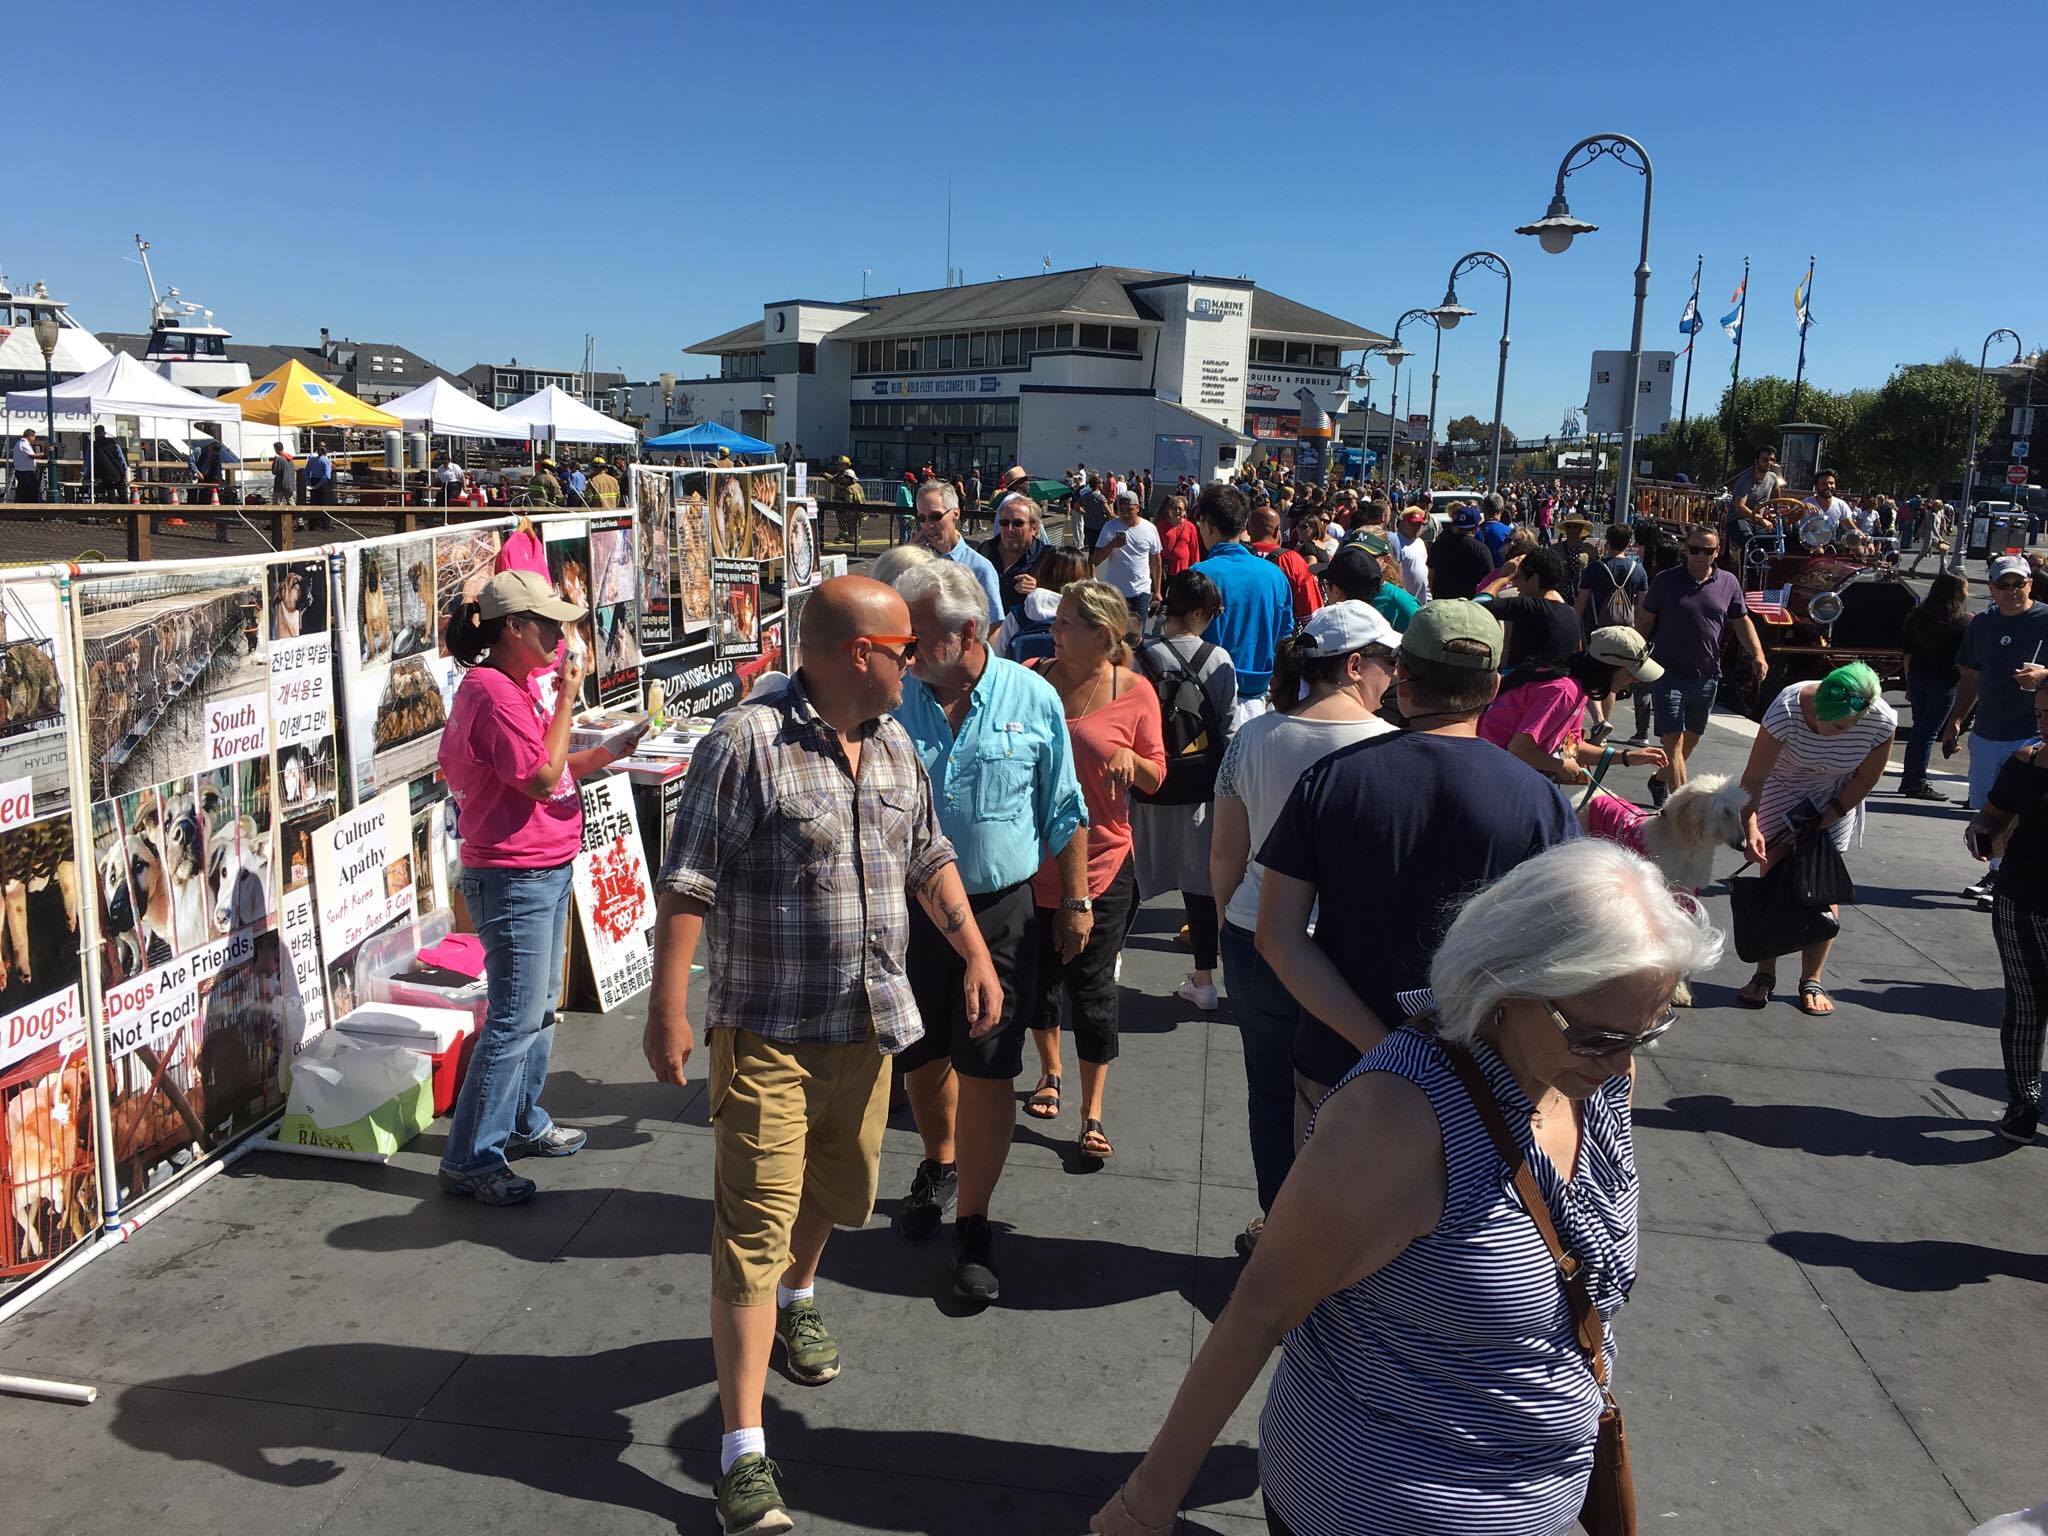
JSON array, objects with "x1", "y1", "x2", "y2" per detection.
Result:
[{"x1": 1253, "y1": 599, "x2": 1577, "y2": 1099}]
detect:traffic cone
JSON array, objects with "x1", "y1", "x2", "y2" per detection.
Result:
[
  {"x1": 129, "y1": 485, "x2": 140, "y2": 506},
  {"x1": 209, "y1": 485, "x2": 221, "y2": 506}
]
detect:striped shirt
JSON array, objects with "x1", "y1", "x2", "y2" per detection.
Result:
[
  {"x1": 657, "y1": 673, "x2": 956, "y2": 1052},
  {"x1": 1259, "y1": 1026, "x2": 1639, "y2": 1535},
  {"x1": 1754, "y1": 682, "x2": 1898, "y2": 851}
]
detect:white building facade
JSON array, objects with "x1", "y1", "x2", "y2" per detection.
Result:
[{"x1": 626, "y1": 267, "x2": 1383, "y2": 482}]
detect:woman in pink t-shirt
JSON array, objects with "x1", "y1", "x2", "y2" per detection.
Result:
[
  {"x1": 1026, "y1": 580, "x2": 1166, "y2": 1161},
  {"x1": 1477, "y1": 626, "x2": 1668, "y2": 786},
  {"x1": 435, "y1": 569, "x2": 640, "y2": 1205}
]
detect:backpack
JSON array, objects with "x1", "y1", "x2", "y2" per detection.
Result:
[
  {"x1": 1006, "y1": 607, "x2": 1056, "y2": 663},
  {"x1": 1132, "y1": 637, "x2": 1224, "y2": 806},
  {"x1": 1594, "y1": 557, "x2": 1640, "y2": 629}
]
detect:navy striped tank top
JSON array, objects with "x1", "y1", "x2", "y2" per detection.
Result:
[{"x1": 1258, "y1": 1024, "x2": 1639, "y2": 1535}]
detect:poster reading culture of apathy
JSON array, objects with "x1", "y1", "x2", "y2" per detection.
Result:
[
  {"x1": 309, "y1": 787, "x2": 417, "y2": 1022},
  {"x1": 571, "y1": 776, "x2": 656, "y2": 1010},
  {"x1": 631, "y1": 467, "x2": 673, "y2": 653},
  {"x1": 587, "y1": 513, "x2": 643, "y2": 708},
  {"x1": 77, "y1": 562, "x2": 288, "y2": 1204}
]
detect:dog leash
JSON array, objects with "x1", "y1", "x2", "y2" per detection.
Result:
[{"x1": 1576, "y1": 745, "x2": 1619, "y2": 812}]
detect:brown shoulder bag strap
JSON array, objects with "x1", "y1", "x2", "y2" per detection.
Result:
[{"x1": 1445, "y1": 1045, "x2": 1609, "y2": 1389}]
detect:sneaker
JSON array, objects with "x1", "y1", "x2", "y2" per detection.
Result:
[
  {"x1": 508, "y1": 1123, "x2": 587, "y2": 1159},
  {"x1": 774, "y1": 1298, "x2": 841, "y2": 1384},
  {"x1": 1648, "y1": 777, "x2": 1671, "y2": 810},
  {"x1": 714, "y1": 1453, "x2": 794, "y2": 1535},
  {"x1": 893, "y1": 1158, "x2": 956, "y2": 1241},
  {"x1": 1622, "y1": 729, "x2": 1649, "y2": 746},
  {"x1": 436, "y1": 1165, "x2": 537, "y2": 1206},
  {"x1": 1114, "y1": 952, "x2": 1124, "y2": 984},
  {"x1": 1175, "y1": 975, "x2": 1219, "y2": 1011},
  {"x1": 1585, "y1": 720, "x2": 1614, "y2": 746},
  {"x1": 1234, "y1": 1215, "x2": 1264, "y2": 1259},
  {"x1": 1995, "y1": 1103, "x2": 2040, "y2": 1145},
  {"x1": 1899, "y1": 781, "x2": 1951, "y2": 801},
  {"x1": 1977, "y1": 892, "x2": 1996, "y2": 913},
  {"x1": 951, "y1": 1213, "x2": 1001, "y2": 1304},
  {"x1": 1964, "y1": 876, "x2": 1995, "y2": 899}
]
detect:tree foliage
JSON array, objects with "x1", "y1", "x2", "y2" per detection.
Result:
[
  {"x1": 1443, "y1": 414, "x2": 1516, "y2": 449},
  {"x1": 1638, "y1": 417, "x2": 1727, "y2": 483}
]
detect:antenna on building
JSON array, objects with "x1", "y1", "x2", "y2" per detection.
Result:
[
  {"x1": 946, "y1": 175, "x2": 953, "y2": 288},
  {"x1": 1043, "y1": 253, "x2": 1052, "y2": 273},
  {"x1": 862, "y1": 268, "x2": 871, "y2": 298}
]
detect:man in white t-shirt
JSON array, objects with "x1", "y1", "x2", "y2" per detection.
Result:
[
  {"x1": 1798, "y1": 467, "x2": 1854, "y2": 549},
  {"x1": 1091, "y1": 489, "x2": 1163, "y2": 611}
]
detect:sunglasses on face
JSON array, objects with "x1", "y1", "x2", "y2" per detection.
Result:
[
  {"x1": 845, "y1": 633, "x2": 918, "y2": 664},
  {"x1": 1686, "y1": 544, "x2": 1718, "y2": 556},
  {"x1": 917, "y1": 511, "x2": 953, "y2": 524},
  {"x1": 1547, "y1": 998, "x2": 1677, "y2": 1058},
  {"x1": 1995, "y1": 578, "x2": 2029, "y2": 592},
  {"x1": 1000, "y1": 518, "x2": 1032, "y2": 529}
]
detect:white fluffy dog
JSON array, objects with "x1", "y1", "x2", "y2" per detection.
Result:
[{"x1": 1581, "y1": 772, "x2": 1750, "y2": 894}]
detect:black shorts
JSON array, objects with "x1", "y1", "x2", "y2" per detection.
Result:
[
  {"x1": 1030, "y1": 858, "x2": 1138, "y2": 1064},
  {"x1": 898, "y1": 879, "x2": 1040, "y2": 1080}
]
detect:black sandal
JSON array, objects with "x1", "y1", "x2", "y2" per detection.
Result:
[
  {"x1": 1025, "y1": 1073, "x2": 1062, "y2": 1119},
  {"x1": 1079, "y1": 1118, "x2": 1114, "y2": 1160},
  {"x1": 1798, "y1": 980, "x2": 1835, "y2": 1016},
  {"x1": 1736, "y1": 973, "x2": 1772, "y2": 1010}
]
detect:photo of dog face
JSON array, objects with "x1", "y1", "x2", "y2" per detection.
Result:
[
  {"x1": 358, "y1": 555, "x2": 393, "y2": 666},
  {"x1": 268, "y1": 562, "x2": 325, "y2": 642}
]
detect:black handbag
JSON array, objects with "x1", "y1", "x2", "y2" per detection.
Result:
[
  {"x1": 1728, "y1": 817, "x2": 1848, "y2": 964},
  {"x1": 1788, "y1": 821, "x2": 1856, "y2": 908}
]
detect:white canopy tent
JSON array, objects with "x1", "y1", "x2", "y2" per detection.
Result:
[
  {"x1": 7, "y1": 351, "x2": 241, "y2": 498},
  {"x1": 376, "y1": 376, "x2": 532, "y2": 439},
  {"x1": 498, "y1": 385, "x2": 636, "y2": 444}
]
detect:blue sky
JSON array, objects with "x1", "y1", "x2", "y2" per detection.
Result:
[{"x1": 13, "y1": 0, "x2": 2045, "y2": 440}]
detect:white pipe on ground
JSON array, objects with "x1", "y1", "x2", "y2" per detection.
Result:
[{"x1": 0, "y1": 1372, "x2": 98, "y2": 1405}]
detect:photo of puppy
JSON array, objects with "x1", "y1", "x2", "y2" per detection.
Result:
[
  {"x1": 4, "y1": 1051, "x2": 90, "y2": 1262},
  {"x1": 268, "y1": 561, "x2": 325, "y2": 641},
  {"x1": 358, "y1": 555, "x2": 393, "y2": 665}
]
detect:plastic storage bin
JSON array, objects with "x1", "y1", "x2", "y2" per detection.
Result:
[{"x1": 334, "y1": 1002, "x2": 477, "y2": 1118}]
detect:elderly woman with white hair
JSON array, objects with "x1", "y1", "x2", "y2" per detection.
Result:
[{"x1": 1093, "y1": 838, "x2": 1721, "y2": 1536}]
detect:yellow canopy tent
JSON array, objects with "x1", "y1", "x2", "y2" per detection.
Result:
[{"x1": 216, "y1": 358, "x2": 400, "y2": 428}]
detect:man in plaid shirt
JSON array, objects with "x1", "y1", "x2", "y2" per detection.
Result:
[{"x1": 645, "y1": 575, "x2": 999, "y2": 1535}]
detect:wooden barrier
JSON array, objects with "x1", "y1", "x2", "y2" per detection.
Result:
[{"x1": 0, "y1": 502, "x2": 486, "y2": 560}]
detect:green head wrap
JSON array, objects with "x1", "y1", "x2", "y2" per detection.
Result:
[{"x1": 1815, "y1": 662, "x2": 1881, "y2": 722}]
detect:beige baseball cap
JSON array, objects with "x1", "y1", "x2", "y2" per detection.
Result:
[{"x1": 478, "y1": 569, "x2": 586, "y2": 623}]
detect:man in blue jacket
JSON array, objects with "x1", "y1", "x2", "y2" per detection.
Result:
[{"x1": 1189, "y1": 482, "x2": 1293, "y2": 711}]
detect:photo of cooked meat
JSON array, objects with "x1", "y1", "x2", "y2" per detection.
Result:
[{"x1": 677, "y1": 479, "x2": 713, "y2": 627}]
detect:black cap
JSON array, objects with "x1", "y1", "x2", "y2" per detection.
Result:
[{"x1": 1323, "y1": 545, "x2": 1383, "y2": 598}]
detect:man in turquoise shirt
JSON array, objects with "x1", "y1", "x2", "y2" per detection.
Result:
[
  {"x1": 1324, "y1": 539, "x2": 1419, "y2": 633},
  {"x1": 889, "y1": 557, "x2": 1088, "y2": 1303},
  {"x1": 914, "y1": 481, "x2": 1003, "y2": 622},
  {"x1": 1189, "y1": 483, "x2": 1293, "y2": 705}
]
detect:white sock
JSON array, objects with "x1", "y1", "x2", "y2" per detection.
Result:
[
  {"x1": 720, "y1": 1427, "x2": 766, "y2": 1475},
  {"x1": 776, "y1": 1282, "x2": 814, "y2": 1308}
]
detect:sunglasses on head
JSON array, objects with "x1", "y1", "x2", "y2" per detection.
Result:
[{"x1": 1547, "y1": 998, "x2": 1677, "y2": 1058}]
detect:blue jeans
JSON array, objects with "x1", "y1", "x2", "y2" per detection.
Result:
[
  {"x1": 1901, "y1": 674, "x2": 1956, "y2": 788},
  {"x1": 441, "y1": 861, "x2": 574, "y2": 1176},
  {"x1": 1221, "y1": 922, "x2": 1300, "y2": 1212}
]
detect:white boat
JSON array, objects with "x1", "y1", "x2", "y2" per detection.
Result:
[
  {"x1": 133, "y1": 236, "x2": 251, "y2": 396},
  {"x1": 0, "y1": 269, "x2": 114, "y2": 433}
]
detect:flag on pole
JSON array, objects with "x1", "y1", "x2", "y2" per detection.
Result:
[
  {"x1": 1720, "y1": 277, "x2": 1747, "y2": 343},
  {"x1": 1793, "y1": 261, "x2": 1815, "y2": 334},
  {"x1": 1678, "y1": 278, "x2": 1703, "y2": 357}
]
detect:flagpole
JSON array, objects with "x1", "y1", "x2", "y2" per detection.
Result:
[
  {"x1": 1679, "y1": 254, "x2": 1701, "y2": 430},
  {"x1": 1722, "y1": 255, "x2": 1750, "y2": 479},
  {"x1": 1790, "y1": 255, "x2": 1815, "y2": 419}
]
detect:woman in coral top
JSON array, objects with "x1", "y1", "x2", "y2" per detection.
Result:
[
  {"x1": 1028, "y1": 579, "x2": 1166, "y2": 1160},
  {"x1": 436, "y1": 570, "x2": 641, "y2": 1205}
]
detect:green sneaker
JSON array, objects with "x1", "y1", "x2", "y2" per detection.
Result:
[
  {"x1": 713, "y1": 1453, "x2": 793, "y2": 1535},
  {"x1": 774, "y1": 1297, "x2": 841, "y2": 1385}
]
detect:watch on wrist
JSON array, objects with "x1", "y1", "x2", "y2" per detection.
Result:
[{"x1": 1060, "y1": 896, "x2": 1093, "y2": 914}]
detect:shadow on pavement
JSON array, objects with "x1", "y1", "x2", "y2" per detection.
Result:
[
  {"x1": 1824, "y1": 978, "x2": 2002, "y2": 1028},
  {"x1": 1634, "y1": 1094, "x2": 2011, "y2": 1166},
  {"x1": 107, "y1": 1337, "x2": 1260, "y2": 1532},
  {"x1": 1770, "y1": 1231, "x2": 2048, "y2": 1292},
  {"x1": 326, "y1": 1175, "x2": 1238, "y2": 1319}
]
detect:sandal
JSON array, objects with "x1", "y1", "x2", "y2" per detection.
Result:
[
  {"x1": 1025, "y1": 1073, "x2": 1062, "y2": 1119},
  {"x1": 1079, "y1": 1118, "x2": 1114, "y2": 1160},
  {"x1": 1736, "y1": 973, "x2": 1772, "y2": 1010},
  {"x1": 1798, "y1": 981, "x2": 1835, "y2": 1016}
]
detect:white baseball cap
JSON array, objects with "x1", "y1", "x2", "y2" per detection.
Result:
[{"x1": 1296, "y1": 600, "x2": 1400, "y2": 656}]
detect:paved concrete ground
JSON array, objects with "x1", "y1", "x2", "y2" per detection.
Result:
[{"x1": 2, "y1": 705, "x2": 2040, "y2": 1535}]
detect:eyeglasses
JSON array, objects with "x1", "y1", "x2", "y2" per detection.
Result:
[
  {"x1": 1686, "y1": 544, "x2": 1719, "y2": 556},
  {"x1": 1359, "y1": 643, "x2": 1400, "y2": 667},
  {"x1": 1994, "y1": 578, "x2": 2030, "y2": 592},
  {"x1": 1546, "y1": 998, "x2": 1677, "y2": 1058},
  {"x1": 845, "y1": 633, "x2": 918, "y2": 664},
  {"x1": 999, "y1": 518, "x2": 1033, "y2": 529}
]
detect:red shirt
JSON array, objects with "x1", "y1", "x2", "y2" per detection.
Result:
[
  {"x1": 1029, "y1": 683, "x2": 1165, "y2": 905},
  {"x1": 1249, "y1": 540, "x2": 1325, "y2": 622},
  {"x1": 1158, "y1": 518, "x2": 1201, "y2": 580}
]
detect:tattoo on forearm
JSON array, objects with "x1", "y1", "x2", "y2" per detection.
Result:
[{"x1": 939, "y1": 902, "x2": 969, "y2": 935}]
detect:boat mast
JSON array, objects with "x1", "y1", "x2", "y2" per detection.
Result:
[{"x1": 135, "y1": 233, "x2": 163, "y2": 321}]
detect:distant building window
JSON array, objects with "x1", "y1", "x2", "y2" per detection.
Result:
[
  {"x1": 1056, "y1": 324, "x2": 1073, "y2": 348},
  {"x1": 1253, "y1": 339, "x2": 1284, "y2": 363},
  {"x1": 1110, "y1": 327, "x2": 1138, "y2": 352},
  {"x1": 969, "y1": 333, "x2": 987, "y2": 368},
  {"x1": 1078, "y1": 324, "x2": 1109, "y2": 350},
  {"x1": 1285, "y1": 342, "x2": 1311, "y2": 365},
  {"x1": 1312, "y1": 345, "x2": 1339, "y2": 368},
  {"x1": 1001, "y1": 329, "x2": 1021, "y2": 366}
]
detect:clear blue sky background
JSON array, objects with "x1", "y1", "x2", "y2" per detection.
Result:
[{"x1": 14, "y1": 0, "x2": 2045, "y2": 441}]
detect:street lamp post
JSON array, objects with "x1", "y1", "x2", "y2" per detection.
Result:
[
  {"x1": 1952, "y1": 327, "x2": 2023, "y2": 570},
  {"x1": 1385, "y1": 308, "x2": 1439, "y2": 493},
  {"x1": 31, "y1": 314, "x2": 62, "y2": 503},
  {"x1": 1432, "y1": 252, "x2": 1513, "y2": 490},
  {"x1": 1518, "y1": 132, "x2": 1654, "y2": 525}
]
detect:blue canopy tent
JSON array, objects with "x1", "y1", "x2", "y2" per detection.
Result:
[{"x1": 644, "y1": 421, "x2": 776, "y2": 458}]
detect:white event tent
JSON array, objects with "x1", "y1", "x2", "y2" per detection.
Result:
[
  {"x1": 6, "y1": 351, "x2": 241, "y2": 498},
  {"x1": 377, "y1": 376, "x2": 532, "y2": 439},
  {"x1": 498, "y1": 385, "x2": 637, "y2": 445}
]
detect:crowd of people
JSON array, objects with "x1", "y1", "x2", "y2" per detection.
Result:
[{"x1": 424, "y1": 446, "x2": 2042, "y2": 1534}]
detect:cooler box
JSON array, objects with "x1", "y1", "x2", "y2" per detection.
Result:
[
  {"x1": 335, "y1": 1003, "x2": 478, "y2": 1118},
  {"x1": 374, "y1": 967, "x2": 491, "y2": 1037}
]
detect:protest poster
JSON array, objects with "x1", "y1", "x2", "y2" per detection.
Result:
[
  {"x1": 543, "y1": 519, "x2": 599, "y2": 709},
  {"x1": 309, "y1": 787, "x2": 417, "y2": 1020},
  {"x1": 713, "y1": 559, "x2": 762, "y2": 661},
  {"x1": 571, "y1": 775, "x2": 656, "y2": 1011},
  {"x1": 588, "y1": 514, "x2": 643, "y2": 707},
  {"x1": 0, "y1": 579, "x2": 73, "y2": 817},
  {"x1": 633, "y1": 467, "x2": 674, "y2": 652},
  {"x1": 644, "y1": 617, "x2": 786, "y2": 721},
  {"x1": 674, "y1": 473, "x2": 714, "y2": 635}
]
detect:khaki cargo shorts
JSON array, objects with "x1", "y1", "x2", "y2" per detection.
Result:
[{"x1": 707, "y1": 1025, "x2": 891, "y2": 1306}]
